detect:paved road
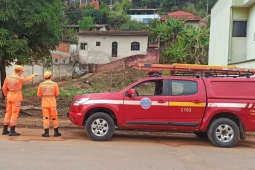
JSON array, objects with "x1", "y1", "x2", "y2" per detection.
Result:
[{"x1": 0, "y1": 128, "x2": 254, "y2": 170}]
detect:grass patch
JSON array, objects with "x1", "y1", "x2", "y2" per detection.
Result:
[
  {"x1": 60, "y1": 88, "x2": 98, "y2": 97},
  {"x1": 23, "y1": 90, "x2": 37, "y2": 96},
  {"x1": 24, "y1": 88, "x2": 98, "y2": 97}
]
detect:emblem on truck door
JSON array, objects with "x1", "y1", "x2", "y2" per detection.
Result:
[{"x1": 140, "y1": 98, "x2": 151, "y2": 109}]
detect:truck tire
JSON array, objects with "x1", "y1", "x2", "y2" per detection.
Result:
[
  {"x1": 193, "y1": 132, "x2": 207, "y2": 138},
  {"x1": 85, "y1": 112, "x2": 115, "y2": 141},
  {"x1": 207, "y1": 118, "x2": 240, "y2": 148}
]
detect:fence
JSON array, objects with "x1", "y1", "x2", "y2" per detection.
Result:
[{"x1": 21, "y1": 64, "x2": 73, "y2": 85}]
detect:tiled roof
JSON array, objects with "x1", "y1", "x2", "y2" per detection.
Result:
[
  {"x1": 78, "y1": 31, "x2": 150, "y2": 36},
  {"x1": 161, "y1": 10, "x2": 202, "y2": 21}
]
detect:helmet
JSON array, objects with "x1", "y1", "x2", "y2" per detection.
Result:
[
  {"x1": 15, "y1": 65, "x2": 24, "y2": 72},
  {"x1": 44, "y1": 71, "x2": 52, "y2": 79}
]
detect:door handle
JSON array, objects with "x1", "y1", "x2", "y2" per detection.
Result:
[
  {"x1": 194, "y1": 100, "x2": 200, "y2": 103},
  {"x1": 157, "y1": 100, "x2": 166, "y2": 103}
]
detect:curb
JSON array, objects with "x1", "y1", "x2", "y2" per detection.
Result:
[{"x1": 16, "y1": 123, "x2": 84, "y2": 129}]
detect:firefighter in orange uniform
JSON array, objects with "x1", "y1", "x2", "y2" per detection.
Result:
[
  {"x1": 37, "y1": 71, "x2": 61, "y2": 137},
  {"x1": 2, "y1": 65, "x2": 37, "y2": 136}
]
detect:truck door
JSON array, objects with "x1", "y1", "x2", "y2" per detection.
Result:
[
  {"x1": 168, "y1": 79, "x2": 206, "y2": 128},
  {"x1": 123, "y1": 79, "x2": 169, "y2": 125}
]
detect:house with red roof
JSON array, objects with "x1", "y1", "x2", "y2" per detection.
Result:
[{"x1": 161, "y1": 10, "x2": 202, "y2": 28}]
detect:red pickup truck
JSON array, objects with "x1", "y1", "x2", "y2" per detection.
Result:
[{"x1": 69, "y1": 72, "x2": 255, "y2": 148}]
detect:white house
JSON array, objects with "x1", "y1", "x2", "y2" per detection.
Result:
[
  {"x1": 126, "y1": 9, "x2": 160, "y2": 24},
  {"x1": 78, "y1": 31, "x2": 149, "y2": 64},
  {"x1": 209, "y1": 0, "x2": 255, "y2": 68}
]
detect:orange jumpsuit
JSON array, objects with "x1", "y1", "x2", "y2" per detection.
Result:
[
  {"x1": 37, "y1": 80, "x2": 60, "y2": 129},
  {"x1": 2, "y1": 73, "x2": 36, "y2": 126}
]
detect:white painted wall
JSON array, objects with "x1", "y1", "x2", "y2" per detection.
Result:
[
  {"x1": 231, "y1": 8, "x2": 248, "y2": 62},
  {"x1": 209, "y1": 0, "x2": 233, "y2": 65},
  {"x1": 185, "y1": 21, "x2": 199, "y2": 28},
  {"x1": 129, "y1": 14, "x2": 160, "y2": 23},
  {"x1": 246, "y1": 3, "x2": 255, "y2": 60},
  {"x1": 78, "y1": 35, "x2": 148, "y2": 64}
]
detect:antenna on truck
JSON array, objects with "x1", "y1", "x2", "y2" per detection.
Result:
[{"x1": 131, "y1": 63, "x2": 255, "y2": 78}]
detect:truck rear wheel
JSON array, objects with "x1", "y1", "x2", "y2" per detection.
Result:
[
  {"x1": 207, "y1": 118, "x2": 239, "y2": 148},
  {"x1": 85, "y1": 112, "x2": 115, "y2": 141}
]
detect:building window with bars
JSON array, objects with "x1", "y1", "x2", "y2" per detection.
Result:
[
  {"x1": 131, "y1": 42, "x2": 140, "y2": 51},
  {"x1": 112, "y1": 41, "x2": 118, "y2": 57},
  {"x1": 80, "y1": 42, "x2": 88, "y2": 50}
]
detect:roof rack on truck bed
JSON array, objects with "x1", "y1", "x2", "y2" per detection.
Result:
[{"x1": 131, "y1": 63, "x2": 255, "y2": 78}]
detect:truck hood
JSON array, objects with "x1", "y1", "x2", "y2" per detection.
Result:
[{"x1": 73, "y1": 92, "x2": 120, "y2": 101}]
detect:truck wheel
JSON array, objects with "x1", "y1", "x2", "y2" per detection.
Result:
[
  {"x1": 207, "y1": 118, "x2": 239, "y2": 148},
  {"x1": 85, "y1": 112, "x2": 115, "y2": 141},
  {"x1": 193, "y1": 132, "x2": 207, "y2": 138}
]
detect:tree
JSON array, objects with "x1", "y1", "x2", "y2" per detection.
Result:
[
  {"x1": 0, "y1": 0, "x2": 63, "y2": 98},
  {"x1": 149, "y1": 18, "x2": 210, "y2": 64},
  {"x1": 83, "y1": 9, "x2": 109, "y2": 24},
  {"x1": 119, "y1": 20, "x2": 148, "y2": 31},
  {"x1": 78, "y1": 16, "x2": 95, "y2": 31},
  {"x1": 65, "y1": 3, "x2": 83, "y2": 24}
]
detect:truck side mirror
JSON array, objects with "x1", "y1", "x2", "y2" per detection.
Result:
[{"x1": 127, "y1": 89, "x2": 135, "y2": 97}]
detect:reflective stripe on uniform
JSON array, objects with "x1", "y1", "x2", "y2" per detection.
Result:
[
  {"x1": 40, "y1": 82, "x2": 57, "y2": 86},
  {"x1": 10, "y1": 121, "x2": 17, "y2": 125},
  {"x1": 4, "y1": 120, "x2": 10, "y2": 123},
  {"x1": 9, "y1": 89, "x2": 22, "y2": 92},
  {"x1": 7, "y1": 76, "x2": 21, "y2": 80}
]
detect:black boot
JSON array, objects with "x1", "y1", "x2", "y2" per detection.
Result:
[
  {"x1": 2, "y1": 125, "x2": 9, "y2": 135},
  {"x1": 42, "y1": 129, "x2": 49, "y2": 137},
  {"x1": 54, "y1": 128, "x2": 61, "y2": 137},
  {"x1": 9, "y1": 126, "x2": 20, "y2": 136}
]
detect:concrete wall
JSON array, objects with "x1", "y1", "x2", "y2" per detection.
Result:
[
  {"x1": 209, "y1": 0, "x2": 233, "y2": 65},
  {"x1": 1, "y1": 64, "x2": 73, "y2": 86},
  {"x1": 129, "y1": 14, "x2": 160, "y2": 23},
  {"x1": 231, "y1": 8, "x2": 248, "y2": 62},
  {"x1": 246, "y1": 3, "x2": 255, "y2": 60},
  {"x1": 95, "y1": 49, "x2": 160, "y2": 73},
  {"x1": 79, "y1": 35, "x2": 148, "y2": 64},
  {"x1": 184, "y1": 21, "x2": 200, "y2": 28},
  {"x1": 51, "y1": 42, "x2": 78, "y2": 64}
]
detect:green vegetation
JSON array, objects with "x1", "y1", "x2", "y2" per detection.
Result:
[
  {"x1": 0, "y1": 0, "x2": 63, "y2": 92},
  {"x1": 150, "y1": 18, "x2": 210, "y2": 64},
  {"x1": 24, "y1": 88, "x2": 97, "y2": 97}
]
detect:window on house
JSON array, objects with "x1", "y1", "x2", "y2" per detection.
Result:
[
  {"x1": 131, "y1": 42, "x2": 140, "y2": 51},
  {"x1": 96, "y1": 42, "x2": 101, "y2": 46},
  {"x1": 112, "y1": 41, "x2": 118, "y2": 57},
  {"x1": 62, "y1": 60, "x2": 66, "y2": 64},
  {"x1": 171, "y1": 80, "x2": 198, "y2": 96},
  {"x1": 80, "y1": 42, "x2": 88, "y2": 50},
  {"x1": 232, "y1": 21, "x2": 247, "y2": 37},
  {"x1": 55, "y1": 58, "x2": 58, "y2": 63}
]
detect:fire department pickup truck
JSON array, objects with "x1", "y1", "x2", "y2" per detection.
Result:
[{"x1": 69, "y1": 63, "x2": 255, "y2": 148}]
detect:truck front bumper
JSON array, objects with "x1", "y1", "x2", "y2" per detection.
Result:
[{"x1": 69, "y1": 112, "x2": 83, "y2": 126}]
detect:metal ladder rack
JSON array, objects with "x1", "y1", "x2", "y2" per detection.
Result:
[{"x1": 131, "y1": 63, "x2": 255, "y2": 78}]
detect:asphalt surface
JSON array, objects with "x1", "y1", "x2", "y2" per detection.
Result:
[{"x1": 0, "y1": 128, "x2": 254, "y2": 170}]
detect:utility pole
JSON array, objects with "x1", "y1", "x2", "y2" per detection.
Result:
[
  {"x1": 110, "y1": 0, "x2": 113, "y2": 10},
  {"x1": 206, "y1": 0, "x2": 209, "y2": 16}
]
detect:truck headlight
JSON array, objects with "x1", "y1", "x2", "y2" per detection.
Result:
[{"x1": 73, "y1": 98, "x2": 90, "y2": 106}]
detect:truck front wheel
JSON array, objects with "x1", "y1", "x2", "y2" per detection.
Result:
[
  {"x1": 207, "y1": 118, "x2": 240, "y2": 148},
  {"x1": 85, "y1": 112, "x2": 115, "y2": 141}
]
